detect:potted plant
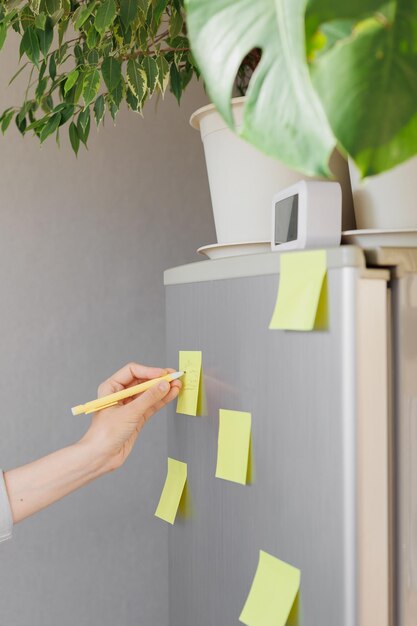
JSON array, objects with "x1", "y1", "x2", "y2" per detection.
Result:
[
  {"x1": 186, "y1": 0, "x2": 417, "y2": 235},
  {"x1": 0, "y1": 0, "x2": 354, "y2": 253}
]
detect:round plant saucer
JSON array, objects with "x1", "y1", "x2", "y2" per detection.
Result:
[
  {"x1": 342, "y1": 229, "x2": 417, "y2": 248},
  {"x1": 197, "y1": 241, "x2": 271, "y2": 260}
]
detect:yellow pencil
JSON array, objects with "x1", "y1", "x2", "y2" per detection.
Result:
[{"x1": 71, "y1": 371, "x2": 184, "y2": 416}]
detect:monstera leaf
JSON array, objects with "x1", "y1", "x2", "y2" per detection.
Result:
[
  {"x1": 185, "y1": 0, "x2": 336, "y2": 177},
  {"x1": 307, "y1": 0, "x2": 417, "y2": 176}
]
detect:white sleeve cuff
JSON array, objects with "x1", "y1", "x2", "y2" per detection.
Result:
[{"x1": 0, "y1": 470, "x2": 13, "y2": 543}]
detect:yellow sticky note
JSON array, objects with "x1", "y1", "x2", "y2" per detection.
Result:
[
  {"x1": 239, "y1": 550, "x2": 301, "y2": 626},
  {"x1": 154, "y1": 458, "x2": 187, "y2": 525},
  {"x1": 269, "y1": 250, "x2": 327, "y2": 331},
  {"x1": 176, "y1": 351, "x2": 203, "y2": 416},
  {"x1": 215, "y1": 409, "x2": 251, "y2": 485}
]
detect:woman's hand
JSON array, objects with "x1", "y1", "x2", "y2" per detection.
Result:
[
  {"x1": 4, "y1": 362, "x2": 180, "y2": 525},
  {"x1": 79, "y1": 362, "x2": 181, "y2": 472}
]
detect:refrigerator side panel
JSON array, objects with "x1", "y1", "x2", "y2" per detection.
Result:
[{"x1": 392, "y1": 275, "x2": 417, "y2": 626}]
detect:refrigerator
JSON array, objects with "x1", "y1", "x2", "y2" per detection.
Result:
[{"x1": 164, "y1": 245, "x2": 417, "y2": 626}]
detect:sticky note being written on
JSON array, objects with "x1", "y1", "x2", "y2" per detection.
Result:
[
  {"x1": 215, "y1": 409, "x2": 252, "y2": 485},
  {"x1": 154, "y1": 457, "x2": 187, "y2": 525},
  {"x1": 269, "y1": 249, "x2": 327, "y2": 331},
  {"x1": 176, "y1": 351, "x2": 203, "y2": 416},
  {"x1": 239, "y1": 550, "x2": 300, "y2": 626}
]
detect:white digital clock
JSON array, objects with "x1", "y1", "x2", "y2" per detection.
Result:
[{"x1": 271, "y1": 180, "x2": 342, "y2": 251}]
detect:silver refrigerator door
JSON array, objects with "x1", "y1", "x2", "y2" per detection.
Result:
[{"x1": 164, "y1": 248, "x2": 390, "y2": 626}]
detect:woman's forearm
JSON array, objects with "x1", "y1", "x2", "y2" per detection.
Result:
[{"x1": 4, "y1": 442, "x2": 107, "y2": 524}]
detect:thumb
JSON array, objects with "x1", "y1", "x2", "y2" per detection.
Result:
[{"x1": 127, "y1": 379, "x2": 171, "y2": 416}]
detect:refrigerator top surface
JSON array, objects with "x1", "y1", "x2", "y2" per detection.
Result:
[{"x1": 164, "y1": 245, "x2": 366, "y2": 285}]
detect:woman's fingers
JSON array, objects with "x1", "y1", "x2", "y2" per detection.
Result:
[{"x1": 97, "y1": 362, "x2": 169, "y2": 397}]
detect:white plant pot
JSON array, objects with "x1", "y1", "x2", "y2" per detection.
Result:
[
  {"x1": 191, "y1": 97, "x2": 354, "y2": 245},
  {"x1": 349, "y1": 155, "x2": 417, "y2": 230}
]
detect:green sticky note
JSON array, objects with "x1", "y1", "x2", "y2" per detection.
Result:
[
  {"x1": 269, "y1": 250, "x2": 327, "y2": 331},
  {"x1": 215, "y1": 409, "x2": 252, "y2": 485},
  {"x1": 176, "y1": 351, "x2": 203, "y2": 416},
  {"x1": 154, "y1": 458, "x2": 187, "y2": 525},
  {"x1": 239, "y1": 550, "x2": 301, "y2": 626}
]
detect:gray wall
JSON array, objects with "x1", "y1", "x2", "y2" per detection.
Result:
[{"x1": 0, "y1": 35, "x2": 215, "y2": 626}]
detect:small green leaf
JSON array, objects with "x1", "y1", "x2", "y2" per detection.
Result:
[
  {"x1": 49, "y1": 51, "x2": 56, "y2": 80},
  {"x1": 101, "y1": 56, "x2": 122, "y2": 92},
  {"x1": 78, "y1": 106, "x2": 90, "y2": 132},
  {"x1": 37, "y1": 19, "x2": 53, "y2": 56},
  {"x1": 45, "y1": 0, "x2": 61, "y2": 16},
  {"x1": 169, "y1": 9, "x2": 182, "y2": 39},
  {"x1": 1, "y1": 109, "x2": 14, "y2": 134},
  {"x1": 74, "y1": 1, "x2": 97, "y2": 29},
  {"x1": 93, "y1": 94, "x2": 105, "y2": 125},
  {"x1": 35, "y1": 76, "x2": 48, "y2": 100},
  {"x1": 64, "y1": 69, "x2": 79, "y2": 94},
  {"x1": 82, "y1": 68, "x2": 100, "y2": 106},
  {"x1": 94, "y1": 0, "x2": 116, "y2": 34},
  {"x1": 77, "y1": 109, "x2": 90, "y2": 145},
  {"x1": 87, "y1": 24, "x2": 99, "y2": 49},
  {"x1": 40, "y1": 112, "x2": 61, "y2": 142},
  {"x1": 34, "y1": 12, "x2": 46, "y2": 29},
  {"x1": 15, "y1": 114, "x2": 27, "y2": 135},
  {"x1": 69, "y1": 121, "x2": 79, "y2": 155},
  {"x1": 20, "y1": 27, "x2": 40, "y2": 66},
  {"x1": 54, "y1": 103, "x2": 74, "y2": 124},
  {"x1": 120, "y1": 0, "x2": 137, "y2": 28},
  {"x1": 169, "y1": 62, "x2": 181, "y2": 103},
  {"x1": 87, "y1": 49, "x2": 100, "y2": 65},
  {"x1": 156, "y1": 55, "x2": 169, "y2": 93},
  {"x1": 58, "y1": 18, "x2": 68, "y2": 46},
  {"x1": 127, "y1": 58, "x2": 147, "y2": 100},
  {"x1": 126, "y1": 87, "x2": 140, "y2": 111},
  {"x1": 142, "y1": 56, "x2": 158, "y2": 95},
  {"x1": 0, "y1": 24, "x2": 6, "y2": 51}
]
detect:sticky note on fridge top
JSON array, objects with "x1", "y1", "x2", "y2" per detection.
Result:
[
  {"x1": 215, "y1": 409, "x2": 252, "y2": 485},
  {"x1": 154, "y1": 457, "x2": 187, "y2": 525},
  {"x1": 239, "y1": 550, "x2": 301, "y2": 626},
  {"x1": 269, "y1": 249, "x2": 328, "y2": 331},
  {"x1": 176, "y1": 351, "x2": 203, "y2": 416}
]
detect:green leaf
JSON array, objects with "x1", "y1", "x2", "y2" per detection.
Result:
[
  {"x1": 0, "y1": 23, "x2": 6, "y2": 51},
  {"x1": 49, "y1": 51, "x2": 57, "y2": 80},
  {"x1": 169, "y1": 61, "x2": 181, "y2": 103},
  {"x1": 35, "y1": 76, "x2": 48, "y2": 100},
  {"x1": 40, "y1": 111, "x2": 61, "y2": 142},
  {"x1": 94, "y1": 0, "x2": 116, "y2": 33},
  {"x1": 156, "y1": 55, "x2": 169, "y2": 92},
  {"x1": 142, "y1": 56, "x2": 158, "y2": 95},
  {"x1": 64, "y1": 69, "x2": 79, "y2": 94},
  {"x1": 87, "y1": 49, "x2": 100, "y2": 65},
  {"x1": 109, "y1": 78, "x2": 124, "y2": 106},
  {"x1": 82, "y1": 68, "x2": 100, "y2": 106},
  {"x1": 87, "y1": 24, "x2": 99, "y2": 48},
  {"x1": 120, "y1": 0, "x2": 138, "y2": 28},
  {"x1": 77, "y1": 109, "x2": 91, "y2": 145},
  {"x1": 1, "y1": 109, "x2": 14, "y2": 133},
  {"x1": 93, "y1": 94, "x2": 105, "y2": 125},
  {"x1": 58, "y1": 17, "x2": 68, "y2": 45},
  {"x1": 126, "y1": 87, "x2": 140, "y2": 111},
  {"x1": 20, "y1": 26, "x2": 40, "y2": 66},
  {"x1": 186, "y1": 0, "x2": 335, "y2": 176},
  {"x1": 127, "y1": 58, "x2": 147, "y2": 100},
  {"x1": 169, "y1": 9, "x2": 183, "y2": 38},
  {"x1": 37, "y1": 19, "x2": 53, "y2": 56},
  {"x1": 69, "y1": 121, "x2": 79, "y2": 155},
  {"x1": 310, "y1": 5, "x2": 417, "y2": 176},
  {"x1": 78, "y1": 106, "x2": 90, "y2": 132},
  {"x1": 45, "y1": 0, "x2": 61, "y2": 16},
  {"x1": 101, "y1": 56, "x2": 122, "y2": 91},
  {"x1": 54, "y1": 102, "x2": 74, "y2": 124},
  {"x1": 34, "y1": 12, "x2": 46, "y2": 29},
  {"x1": 74, "y1": 1, "x2": 97, "y2": 29},
  {"x1": 16, "y1": 115, "x2": 27, "y2": 134}
]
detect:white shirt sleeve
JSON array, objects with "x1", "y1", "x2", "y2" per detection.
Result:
[{"x1": 0, "y1": 470, "x2": 13, "y2": 543}]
